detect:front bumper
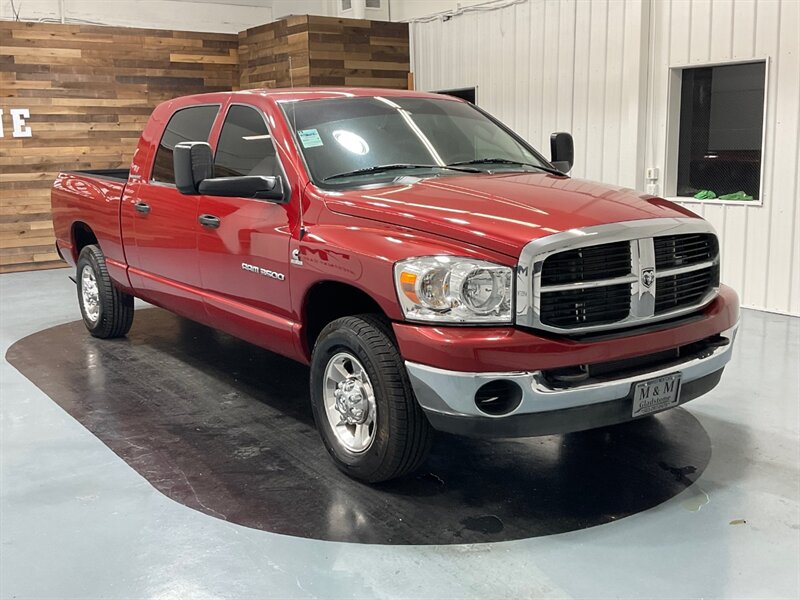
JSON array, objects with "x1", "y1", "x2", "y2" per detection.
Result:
[{"x1": 406, "y1": 323, "x2": 738, "y2": 438}]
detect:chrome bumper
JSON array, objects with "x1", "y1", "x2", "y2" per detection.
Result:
[{"x1": 406, "y1": 323, "x2": 738, "y2": 420}]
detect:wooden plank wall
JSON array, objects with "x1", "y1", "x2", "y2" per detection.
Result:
[
  {"x1": 239, "y1": 16, "x2": 312, "y2": 89},
  {"x1": 239, "y1": 15, "x2": 409, "y2": 90},
  {"x1": 1, "y1": 15, "x2": 409, "y2": 273},
  {"x1": 0, "y1": 21, "x2": 239, "y2": 273},
  {"x1": 307, "y1": 16, "x2": 409, "y2": 89}
]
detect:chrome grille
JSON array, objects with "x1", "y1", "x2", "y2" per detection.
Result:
[
  {"x1": 540, "y1": 241, "x2": 631, "y2": 286},
  {"x1": 516, "y1": 219, "x2": 721, "y2": 334},
  {"x1": 655, "y1": 263, "x2": 720, "y2": 314},
  {"x1": 540, "y1": 283, "x2": 632, "y2": 328},
  {"x1": 654, "y1": 234, "x2": 718, "y2": 269}
]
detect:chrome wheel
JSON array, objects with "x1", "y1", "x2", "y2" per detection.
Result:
[
  {"x1": 80, "y1": 264, "x2": 101, "y2": 324},
  {"x1": 323, "y1": 352, "x2": 377, "y2": 453}
]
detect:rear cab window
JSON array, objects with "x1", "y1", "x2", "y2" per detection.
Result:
[{"x1": 151, "y1": 105, "x2": 219, "y2": 184}]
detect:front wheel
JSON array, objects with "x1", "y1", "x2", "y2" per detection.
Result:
[
  {"x1": 310, "y1": 315, "x2": 432, "y2": 483},
  {"x1": 76, "y1": 245, "x2": 134, "y2": 339}
]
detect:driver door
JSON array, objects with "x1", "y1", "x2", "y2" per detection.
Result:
[{"x1": 196, "y1": 103, "x2": 294, "y2": 348}]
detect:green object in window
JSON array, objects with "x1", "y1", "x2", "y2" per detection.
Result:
[
  {"x1": 693, "y1": 190, "x2": 717, "y2": 199},
  {"x1": 718, "y1": 191, "x2": 754, "y2": 201}
]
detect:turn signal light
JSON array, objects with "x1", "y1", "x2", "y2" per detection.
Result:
[{"x1": 399, "y1": 271, "x2": 420, "y2": 304}]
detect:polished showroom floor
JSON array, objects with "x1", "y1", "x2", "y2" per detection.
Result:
[{"x1": 1, "y1": 268, "x2": 799, "y2": 599}]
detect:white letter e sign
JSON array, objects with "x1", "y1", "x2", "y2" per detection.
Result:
[
  {"x1": 11, "y1": 108, "x2": 32, "y2": 138},
  {"x1": 0, "y1": 109, "x2": 33, "y2": 138}
]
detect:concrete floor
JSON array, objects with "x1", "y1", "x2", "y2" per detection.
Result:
[{"x1": 1, "y1": 268, "x2": 798, "y2": 599}]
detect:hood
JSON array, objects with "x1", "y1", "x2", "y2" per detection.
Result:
[{"x1": 320, "y1": 172, "x2": 699, "y2": 257}]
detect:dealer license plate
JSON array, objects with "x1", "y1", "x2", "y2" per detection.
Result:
[{"x1": 632, "y1": 373, "x2": 681, "y2": 417}]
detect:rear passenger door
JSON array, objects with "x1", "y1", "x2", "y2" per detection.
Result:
[
  {"x1": 196, "y1": 104, "x2": 294, "y2": 339},
  {"x1": 131, "y1": 104, "x2": 219, "y2": 321}
]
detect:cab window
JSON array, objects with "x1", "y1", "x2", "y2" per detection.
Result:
[
  {"x1": 151, "y1": 105, "x2": 218, "y2": 184},
  {"x1": 214, "y1": 105, "x2": 280, "y2": 178}
]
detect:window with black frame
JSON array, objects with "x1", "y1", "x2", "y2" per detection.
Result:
[
  {"x1": 151, "y1": 105, "x2": 218, "y2": 184},
  {"x1": 214, "y1": 105, "x2": 279, "y2": 179},
  {"x1": 676, "y1": 61, "x2": 766, "y2": 202}
]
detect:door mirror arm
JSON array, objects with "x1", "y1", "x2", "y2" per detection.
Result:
[{"x1": 198, "y1": 175, "x2": 288, "y2": 203}]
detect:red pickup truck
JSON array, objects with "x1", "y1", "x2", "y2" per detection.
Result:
[{"x1": 51, "y1": 88, "x2": 739, "y2": 482}]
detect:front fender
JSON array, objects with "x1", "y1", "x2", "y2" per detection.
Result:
[{"x1": 289, "y1": 223, "x2": 514, "y2": 322}]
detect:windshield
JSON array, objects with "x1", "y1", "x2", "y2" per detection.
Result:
[{"x1": 281, "y1": 96, "x2": 552, "y2": 187}]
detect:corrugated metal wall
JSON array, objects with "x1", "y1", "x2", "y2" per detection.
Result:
[
  {"x1": 411, "y1": 0, "x2": 650, "y2": 189},
  {"x1": 410, "y1": 0, "x2": 799, "y2": 315},
  {"x1": 645, "y1": 0, "x2": 799, "y2": 316}
]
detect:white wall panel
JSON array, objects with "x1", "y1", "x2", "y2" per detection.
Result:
[
  {"x1": 273, "y1": 1, "x2": 337, "y2": 20},
  {"x1": 390, "y1": 0, "x2": 490, "y2": 21},
  {"x1": 411, "y1": 0, "x2": 649, "y2": 187},
  {"x1": 645, "y1": 0, "x2": 800, "y2": 315},
  {"x1": 0, "y1": 0, "x2": 271, "y2": 32},
  {"x1": 412, "y1": 0, "x2": 799, "y2": 315}
]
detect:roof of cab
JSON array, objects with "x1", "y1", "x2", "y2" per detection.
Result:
[{"x1": 175, "y1": 87, "x2": 462, "y2": 104}]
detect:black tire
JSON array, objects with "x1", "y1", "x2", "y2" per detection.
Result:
[
  {"x1": 310, "y1": 314, "x2": 433, "y2": 483},
  {"x1": 76, "y1": 244, "x2": 134, "y2": 339}
]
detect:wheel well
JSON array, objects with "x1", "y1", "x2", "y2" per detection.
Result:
[
  {"x1": 71, "y1": 222, "x2": 98, "y2": 261},
  {"x1": 303, "y1": 282, "x2": 386, "y2": 355}
]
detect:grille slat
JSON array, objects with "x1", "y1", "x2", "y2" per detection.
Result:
[
  {"x1": 655, "y1": 241, "x2": 709, "y2": 254},
  {"x1": 658, "y1": 271, "x2": 714, "y2": 286},
  {"x1": 537, "y1": 233, "x2": 719, "y2": 330},
  {"x1": 544, "y1": 256, "x2": 632, "y2": 269},
  {"x1": 545, "y1": 255, "x2": 631, "y2": 267},
  {"x1": 544, "y1": 259, "x2": 633, "y2": 272},
  {"x1": 656, "y1": 252, "x2": 712, "y2": 265},
  {"x1": 661, "y1": 280, "x2": 713, "y2": 293},
  {"x1": 543, "y1": 300, "x2": 634, "y2": 315}
]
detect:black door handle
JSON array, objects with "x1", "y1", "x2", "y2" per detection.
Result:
[
  {"x1": 198, "y1": 214, "x2": 221, "y2": 229},
  {"x1": 134, "y1": 202, "x2": 150, "y2": 214}
]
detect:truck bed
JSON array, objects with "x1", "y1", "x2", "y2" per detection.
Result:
[
  {"x1": 51, "y1": 169, "x2": 130, "y2": 274},
  {"x1": 64, "y1": 168, "x2": 130, "y2": 182}
]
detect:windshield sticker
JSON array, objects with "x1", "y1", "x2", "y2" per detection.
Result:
[{"x1": 298, "y1": 129, "x2": 323, "y2": 148}]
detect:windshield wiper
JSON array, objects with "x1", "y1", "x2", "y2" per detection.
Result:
[
  {"x1": 323, "y1": 163, "x2": 479, "y2": 181},
  {"x1": 448, "y1": 158, "x2": 565, "y2": 176}
]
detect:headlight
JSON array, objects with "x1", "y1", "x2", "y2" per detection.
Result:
[{"x1": 394, "y1": 256, "x2": 513, "y2": 323}]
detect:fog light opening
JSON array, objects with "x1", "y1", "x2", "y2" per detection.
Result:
[{"x1": 474, "y1": 380, "x2": 523, "y2": 416}]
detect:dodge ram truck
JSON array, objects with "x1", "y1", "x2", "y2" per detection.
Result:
[{"x1": 51, "y1": 88, "x2": 739, "y2": 482}]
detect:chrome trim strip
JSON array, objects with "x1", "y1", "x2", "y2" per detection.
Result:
[
  {"x1": 407, "y1": 323, "x2": 738, "y2": 419},
  {"x1": 515, "y1": 217, "x2": 720, "y2": 334},
  {"x1": 541, "y1": 275, "x2": 639, "y2": 293}
]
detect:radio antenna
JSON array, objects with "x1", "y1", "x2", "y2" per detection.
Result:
[{"x1": 287, "y1": 55, "x2": 306, "y2": 241}]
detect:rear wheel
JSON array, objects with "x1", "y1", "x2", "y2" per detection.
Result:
[
  {"x1": 310, "y1": 314, "x2": 432, "y2": 483},
  {"x1": 76, "y1": 245, "x2": 134, "y2": 339}
]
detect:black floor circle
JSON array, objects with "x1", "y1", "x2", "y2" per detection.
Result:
[{"x1": 7, "y1": 308, "x2": 712, "y2": 544}]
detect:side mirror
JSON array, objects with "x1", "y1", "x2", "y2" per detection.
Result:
[
  {"x1": 550, "y1": 132, "x2": 574, "y2": 174},
  {"x1": 198, "y1": 175, "x2": 287, "y2": 202},
  {"x1": 174, "y1": 141, "x2": 213, "y2": 194}
]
